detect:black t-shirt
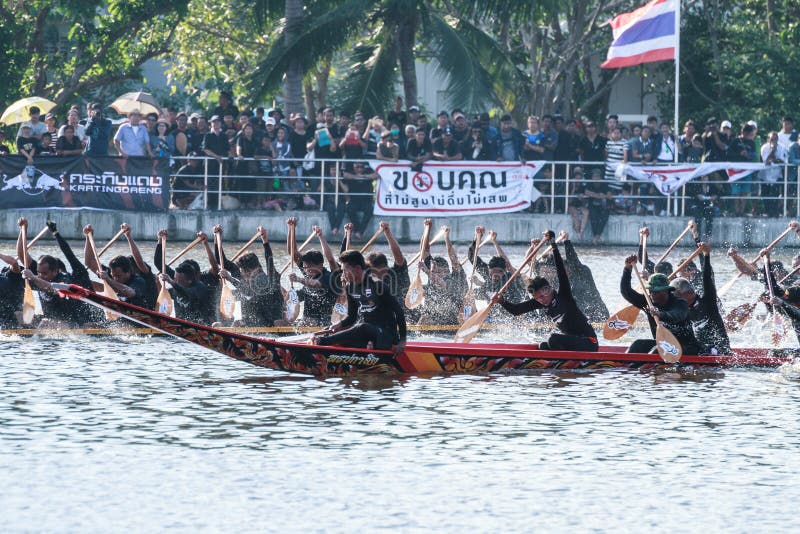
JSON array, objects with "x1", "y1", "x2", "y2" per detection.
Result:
[
  {"x1": 297, "y1": 268, "x2": 343, "y2": 325},
  {"x1": 344, "y1": 172, "x2": 374, "y2": 194},
  {"x1": 339, "y1": 274, "x2": 406, "y2": 342},
  {"x1": 236, "y1": 134, "x2": 258, "y2": 158},
  {"x1": 289, "y1": 129, "x2": 313, "y2": 159},
  {"x1": 406, "y1": 138, "x2": 432, "y2": 159},
  {"x1": 56, "y1": 136, "x2": 82, "y2": 154},
  {"x1": 17, "y1": 136, "x2": 39, "y2": 155},
  {"x1": 432, "y1": 138, "x2": 461, "y2": 158},
  {"x1": 202, "y1": 131, "x2": 230, "y2": 157},
  {"x1": 578, "y1": 134, "x2": 607, "y2": 163}
]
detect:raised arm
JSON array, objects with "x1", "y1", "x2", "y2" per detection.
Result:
[
  {"x1": 420, "y1": 218, "x2": 433, "y2": 262},
  {"x1": 122, "y1": 223, "x2": 149, "y2": 273},
  {"x1": 621, "y1": 254, "x2": 647, "y2": 309},
  {"x1": 443, "y1": 226, "x2": 460, "y2": 272},
  {"x1": 201, "y1": 230, "x2": 219, "y2": 276},
  {"x1": 82, "y1": 224, "x2": 101, "y2": 273},
  {"x1": 491, "y1": 231, "x2": 513, "y2": 273},
  {"x1": 258, "y1": 226, "x2": 278, "y2": 277},
  {"x1": 16, "y1": 218, "x2": 34, "y2": 269},
  {"x1": 381, "y1": 221, "x2": 405, "y2": 267},
  {"x1": 154, "y1": 229, "x2": 175, "y2": 278},
  {"x1": 315, "y1": 225, "x2": 340, "y2": 272}
]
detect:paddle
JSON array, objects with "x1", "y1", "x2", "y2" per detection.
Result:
[
  {"x1": 230, "y1": 230, "x2": 262, "y2": 262},
  {"x1": 156, "y1": 235, "x2": 174, "y2": 316},
  {"x1": 603, "y1": 232, "x2": 648, "y2": 340},
  {"x1": 631, "y1": 263, "x2": 682, "y2": 363},
  {"x1": 462, "y1": 231, "x2": 492, "y2": 272},
  {"x1": 460, "y1": 228, "x2": 485, "y2": 323},
  {"x1": 779, "y1": 264, "x2": 800, "y2": 285},
  {"x1": 20, "y1": 226, "x2": 35, "y2": 324},
  {"x1": 764, "y1": 256, "x2": 788, "y2": 347},
  {"x1": 97, "y1": 227, "x2": 126, "y2": 258},
  {"x1": 454, "y1": 238, "x2": 546, "y2": 344},
  {"x1": 359, "y1": 227, "x2": 384, "y2": 254},
  {"x1": 215, "y1": 230, "x2": 236, "y2": 320},
  {"x1": 330, "y1": 226, "x2": 353, "y2": 323},
  {"x1": 285, "y1": 223, "x2": 301, "y2": 322},
  {"x1": 279, "y1": 229, "x2": 316, "y2": 275},
  {"x1": 667, "y1": 246, "x2": 704, "y2": 281},
  {"x1": 167, "y1": 236, "x2": 202, "y2": 266},
  {"x1": 405, "y1": 222, "x2": 432, "y2": 310},
  {"x1": 654, "y1": 221, "x2": 692, "y2": 267},
  {"x1": 718, "y1": 223, "x2": 796, "y2": 298},
  {"x1": 86, "y1": 230, "x2": 119, "y2": 321},
  {"x1": 407, "y1": 226, "x2": 446, "y2": 267}
]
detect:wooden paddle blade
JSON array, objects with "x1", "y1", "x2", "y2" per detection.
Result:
[
  {"x1": 404, "y1": 274, "x2": 424, "y2": 309},
  {"x1": 602, "y1": 304, "x2": 640, "y2": 340},
  {"x1": 285, "y1": 288, "x2": 300, "y2": 323},
  {"x1": 102, "y1": 280, "x2": 120, "y2": 321},
  {"x1": 655, "y1": 324, "x2": 682, "y2": 363},
  {"x1": 219, "y1": 283, "x2": 236, "y2": 320},
  {"x1": 331, "y1": 293, "x2": 348, "y2": 323},
  {"x1": 156, "y1": 286, "x2": 174, "y2": 316},
  {"x1": 453, "y1": 304, "x2": 492, "y2": 343},
  {"x1": 724, "y1": 302, "x2": 755, "y2": 332},
  {"x1": 771, "y1": 313, "x2": 788, "y2": 347},
  {"x1": 460, "y1": 291, "x2": 477, "y2": 324},
  {"x1": 22, "y1": 282, "x2": 36, "y2": 324}
]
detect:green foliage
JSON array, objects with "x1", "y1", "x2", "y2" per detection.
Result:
[{"x1": 652, "y1": 0, "x2": 800, "y2": 133}]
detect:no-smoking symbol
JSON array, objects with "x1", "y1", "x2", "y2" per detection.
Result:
[{"x1": 412, "y1": 171, "x2": 433, "y2": 192}]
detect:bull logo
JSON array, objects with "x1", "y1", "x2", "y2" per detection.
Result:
[
  {"x1": 607, "y1": 318, "x2": 629, "y2": 330},
  {"x1": 1, "y1": 166, "x2": 65, "y2": 195},
  {"x1": 658, "y1": 340, "x2": 680, "y2": 356}
]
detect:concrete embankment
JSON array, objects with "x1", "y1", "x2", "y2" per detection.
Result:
[{"x1": 0, "y1": 209, "x2": 796, "y2": 249}]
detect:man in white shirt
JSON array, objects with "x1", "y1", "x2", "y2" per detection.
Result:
[
  {"x1": 113, "y1": 110, "x2": 153, "y2": 157},
  {"x1": 777, "y1": 116, "x2": 797, "y2": 149},
  {"x1": 759, "y1": 131, "x2": 788, "y2": 215},
  {"x1": 16, "y1": 106, "x2": 48, "y2": 139}
]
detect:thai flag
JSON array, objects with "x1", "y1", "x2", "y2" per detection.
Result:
[{"x1": 601, "y1": 0, "x2": 677, "y2": 69}]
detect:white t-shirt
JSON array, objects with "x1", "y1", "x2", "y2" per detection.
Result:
[{"x1": 759, "y1": 142, "x2": 788, "y2": 183}]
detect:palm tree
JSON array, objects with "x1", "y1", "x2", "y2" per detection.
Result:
[{"x1": 247, "y1": 0, "x2": 519, "y2": 116}]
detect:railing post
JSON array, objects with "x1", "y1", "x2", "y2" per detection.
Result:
[
  {"x1": 319, "y1": 158, "x2": 325, "y2": 212},
  {"x1": 783, "y1": 163, "x2": 789, "y2": 217},
  {"x1": 217, "y1": 163, "x2": 223, "y2": 210},
  {"x1": 549, "y1": 162, "x2": 555, "y2": 214},
  {"x1": 564, "y1": 162, "x2": 570, "y2": 214},
  {"x1": 203, "y1": 157, "x2": 208, "y2": 210},
  {"x1": 334, "y1": 160, "x2": 340, "y2": 208}
]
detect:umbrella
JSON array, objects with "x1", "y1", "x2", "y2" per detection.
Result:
[
  {"x1": 0, "y1": 97, "x2": 57, "y2": 125},
  {"x1": 110, "y1": 91, "x2": 160, "y2": 116}
]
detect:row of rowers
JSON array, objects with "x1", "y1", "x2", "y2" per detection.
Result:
[
  {"x1": 1, "y1": 217, "x2": 609, "y2": 331},
  {"x1": 3, "y1": 218, "x2": 800, "y2": 356}
]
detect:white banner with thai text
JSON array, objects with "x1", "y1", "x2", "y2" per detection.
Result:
[
  {"x1": 615, "y1": 162, "x2": 768, "y2": 195},
  {"x1": 371, "y1": 160, "x2": 543, "y2": 216}
]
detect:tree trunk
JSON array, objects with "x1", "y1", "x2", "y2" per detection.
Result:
[
  {"x1": 283, "y1": 0, "x2": 304, "y2": 116},
  {"x1": 396, "y1": 17, "x2": 418, "y2": 107}
]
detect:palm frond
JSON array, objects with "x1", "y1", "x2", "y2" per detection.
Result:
[
  {"x1": 246, "y1": 0, "x2": 375, "y2": 101},
  {"x1": 329, "y1": 30, "x2": 398, "y2": 117}
]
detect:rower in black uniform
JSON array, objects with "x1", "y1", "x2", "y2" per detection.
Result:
[
  {"x1": 288, "y1": 222, "x2": 343, "y2": 325},
  {"x1": 219, "y1": 226, "x2": 285, "y2": 326},
  {"x1": 620, "y1": 254, "x2": 701, "y2": 355},
  {"x1": 365, "y1": 221, "x2": 411, "y2": 310},
  {"x1": 83, "y1": 225, "x2": 150, "y2": 310},
  {"x1": 0, "y1": 251, "x2": 24, "y2": 328},
  {"x1": 20, "y1": 219, "x2": 100, "y2": 327},
  {"x1": 154, "y1": 229, "x2": 214, "y2": 324},
  {"x1": 669, "y1": 242, "x2": 731, "y2": 355},
  {"x1": 314, "y1": 250, "x2": 406, "y2": 356},
  {"x1": 495, "y1": 230, "x2": 598, "y2": 352}
]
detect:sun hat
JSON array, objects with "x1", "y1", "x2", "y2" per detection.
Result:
[{"x1": 647, "y1": 273, "x2": 674, "y2": 292}]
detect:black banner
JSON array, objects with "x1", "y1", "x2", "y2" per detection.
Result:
[{"x1": 0, "y1": 155, "x2": 169, "y2": 211}]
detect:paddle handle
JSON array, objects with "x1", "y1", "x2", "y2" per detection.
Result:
[
  {"x1": 632, "y1": 263, "x2": 658, "y2": 320},
  {"x1": 667, "y1": 246, "x2": 704, "y2": 280},
  {"x1": 279, "y1": 230, "x2": 315, "y2": 275},
  {"x1": 718, "y1": 224, "x2": 795, "y2": 297},
  {"x1": 779, "y1": 264, "x2": 800, "y2": 285},
  {"x1": 407, "y1": 227, "x2": 446, "y2": 266},
  {"x1": 654, "y1": 223, "x2": 692, "y2": 266},
  {"x1": 26, "y1": 226, "x2": 48, "y2": 250},
  {"x1": 160, "y1": 235, "x2": 166, "y2": 275},
  {"x1": 764, "y1": 256, "x2": 777, "y2": 298},
  {"x1": 359, "y1": 227, "x2": 384, "y2": 253},
  {"x1": 466, "y1": 229, "x2": 484, "y2": 292},
  {"x1": 230, "y1": 231, "x2": 262, "y2": 262},
  {"x1": 97, "y1": 227, "x2": 126, "y2": 258},
  {"x1": 167, "y1": 236, "x2": 202, "y2": 266}
]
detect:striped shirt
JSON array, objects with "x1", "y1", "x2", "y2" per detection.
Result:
[{"x1": 605, "y1": 139, "x2": 628, "y2": 187}]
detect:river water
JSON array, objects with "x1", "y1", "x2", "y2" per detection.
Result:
[{"x1": 2, "y1": 241, "x2": 800, "y2": 532}]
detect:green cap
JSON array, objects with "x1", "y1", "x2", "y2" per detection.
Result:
[{"x1": 647, "y1": 273, "x2": 674, "y2": 292}]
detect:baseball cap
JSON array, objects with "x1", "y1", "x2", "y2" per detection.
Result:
[
  {"x1": 453, "y1": 112, "x2": 465, "y2": 121},
  {"x1": 721, "y1": 120, "x2": 732, "y2": 129},
  {"x1": 209, "y1": 115, "x2": 221, "y2": 122},
  {"x1": 747, "y1": 120, "x2": 758, "y2": 128},
  {"x1": 189, "y1": 112, "x2": 201, "y2": 120},
  {"x1": 265, "y1": 117, "x2": 276, "y2": 125},
  {"x1": 408, "y1": 105, "x2": 420, "y2": 112},
  {"x1": 443, "y1": 126, "x2": 453, "y2": 136},
  {"x1": 45, "y1": 112, "x2": 55, "y2": 120}
]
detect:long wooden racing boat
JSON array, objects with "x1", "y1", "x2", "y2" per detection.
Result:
[{"x1": 54, "y1": 284, "x2": 797, "y2": 377}]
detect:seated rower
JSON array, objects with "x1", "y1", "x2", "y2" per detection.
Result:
[
  {"x1": 495, "y1": 230, "x2": 598, "y2": 352},
  {"x1": 365, "y1": 221, "x2": 410, "y2": 305},
  {"x1": 467, "y1": 227, "x2": 526, "y2": 323},
  {"x1": 219, "y1": 227, "x2": 285, "y2": 327},
  {"x1": 620, "y1": 254, "x2": 701, "y2": 355},
  {"x1": 157, "y1": 260, "x2": 213, "y2": 324},
  {"x1": 83, "y1": 224, "x2": 150, "y2": 309},
  {"x1": 418, "y1": 223, "x2": 466, "y2": 325},
  {"x1": 313, "y1": 250, "x2": 406, "y2": 356},
  {"x1": 288, "y1": 222, "x2": 343, "y2": 326},
  {"x1": 0, "y1": 252, "x2": 24, "y2": 328},
  {"x1": 669, "y1": 242, "x2": 731, "y2": 355}
]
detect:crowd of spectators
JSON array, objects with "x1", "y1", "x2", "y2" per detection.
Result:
[{"x1": 3, "y1": 91, "x2": 800, "y2": 238}]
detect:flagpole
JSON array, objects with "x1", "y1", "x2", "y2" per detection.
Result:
[{"x1": 672, "y1": 0, "x2": 681, "y2": 215}]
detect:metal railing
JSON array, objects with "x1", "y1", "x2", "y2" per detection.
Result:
[{"x1": 169, "y1": 156, "x2": 800, "y2": 217}]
